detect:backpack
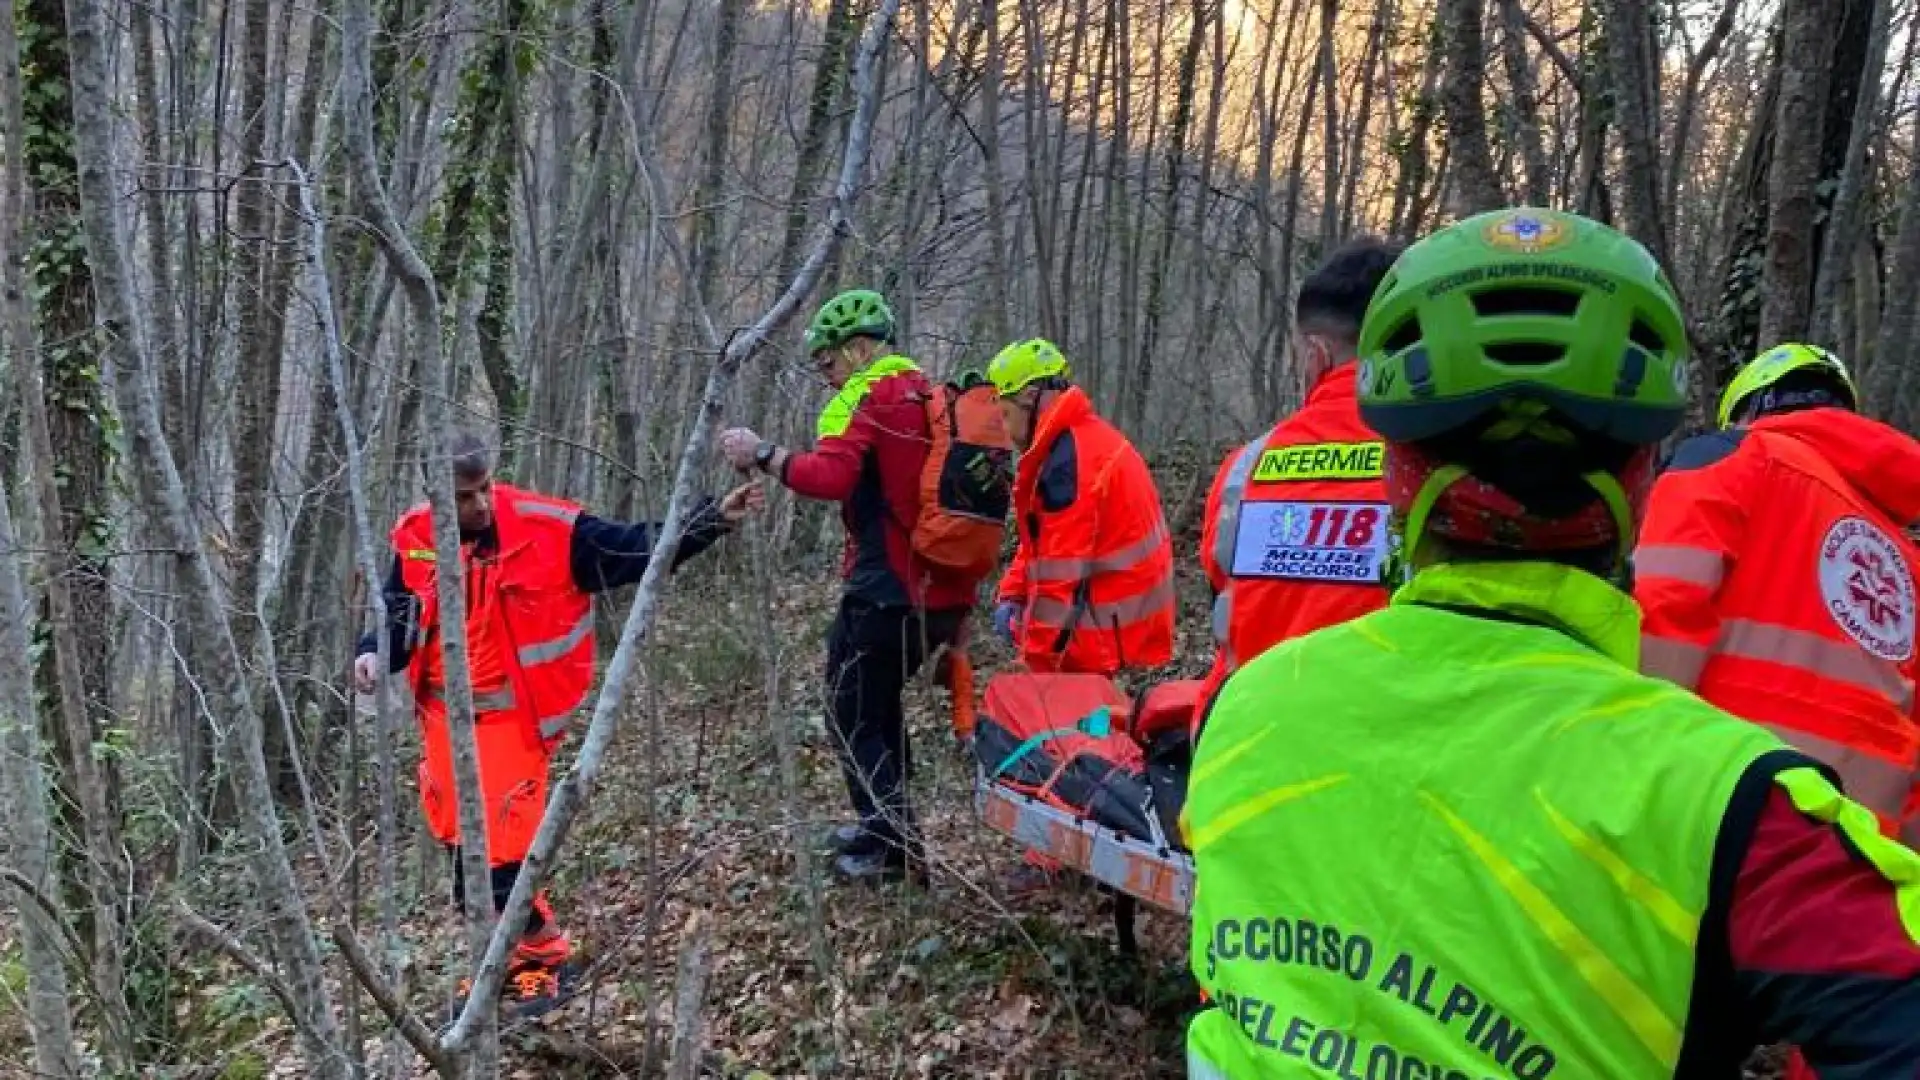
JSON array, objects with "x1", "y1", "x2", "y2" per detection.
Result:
[{"x1": 913, "y1": 372, "x2": 1014, "y2": 581}]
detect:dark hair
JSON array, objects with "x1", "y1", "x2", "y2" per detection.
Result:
[
  {"x1": 1296, "y1": 237, "x2": 1404, "y2": 342},
  {"x1": 447, "y1": 429, "x2": 494, "y2": 483}
]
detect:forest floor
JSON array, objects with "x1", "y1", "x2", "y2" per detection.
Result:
[
  {"x1": 0, "y1": 554, "x2": 1207, "y2": 1079},
  {"x1": 378, "y1": 568, "x2": 1205, "y2": 1079}
]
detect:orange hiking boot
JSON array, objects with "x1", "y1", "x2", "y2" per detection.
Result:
[{"x1": 504, "y1": 963, "x2": 568, "y2": 1019}]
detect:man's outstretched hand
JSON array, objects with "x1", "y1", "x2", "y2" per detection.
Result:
[
  {"x1": 352, "y1": 653, "x2": 379, "y2": 694},
  {"x1": 718, "y1": 427, "x2": 761, "y2": 470},
  {"x1": 720, "y1": 480, "x2": 766, "y2": 523}
]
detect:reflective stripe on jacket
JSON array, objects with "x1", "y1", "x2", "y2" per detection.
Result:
[
  {"x1": 997, "y1": 386, "x2": 1175, "y2": 674},
  {"x1": 1185, "y1": 559, "x2": 1858, "y2": 1079},
  {"x1": 1198, "y1": 363, "x2": 1390, "y2": 725},
  {"x1": 1635, "y1": 410, "x2": 1920, "y2": 829},
  {"x1": 393, "y1": 483, "x2": 595, "y2": 749}
]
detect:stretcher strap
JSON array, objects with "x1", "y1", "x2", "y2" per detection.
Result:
[{"x1": 988, "y1": 706, "x2": 1114, "y2": 781}]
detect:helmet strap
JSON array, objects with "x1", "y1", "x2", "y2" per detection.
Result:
[
  {"x1": 1579, "y1": 468, "x2": 1637, "y2": 586},
  {"x1": 1393, "y1": 463, "x2": 1468, "y2": 584}
]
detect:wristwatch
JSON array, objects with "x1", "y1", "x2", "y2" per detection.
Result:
[{"x1": 753, "y1": 440, "x2": 777, "y2": 472}]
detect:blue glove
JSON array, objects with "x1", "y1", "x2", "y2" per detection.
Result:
[{"x1": 993, "y1": 601, "x2": 1024, "y2": 644}]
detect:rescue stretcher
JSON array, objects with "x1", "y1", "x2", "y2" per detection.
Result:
[{"x1": 969, "y1": 670, "x2": 1204, "y2": 951}]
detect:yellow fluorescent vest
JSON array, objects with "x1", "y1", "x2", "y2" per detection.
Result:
[{"x1": 1184, "y1": 561, "x2": 1822, "y2": 1080}]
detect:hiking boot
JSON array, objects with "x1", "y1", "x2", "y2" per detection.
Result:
[
  {"x1": 824, "y1": 824, "x2": 866, "y2": 853},
  {"x1": 503, "y1": 962, "x2": 573, "y2": 1020},
  {"x1": 832, "y1": 846, "x2": 927, "y2": 887}
]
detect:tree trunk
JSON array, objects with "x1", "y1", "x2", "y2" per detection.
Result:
[
  {"x1": 1128, "y1": 0, "x2": 1207, "y2": 436},
  {"x1": 1760, "y1": 0, "x2": 1833, "y2": 346},
  {"x1": 1867, "y1": 132, "x2": 1920, "y2": 419},
  {"x1": 977, "y1": 0, "x2": 1012, "y2": 343},
  {"x1": 1607, "y1": 0, "x2": 1670, "y2": 269},
  {"x1": 1811, "y1": 0, "x2": 1890, "y2": 347},
  {"x1": 61, "y1": 0, "x2": 350, "y2": 1073},
  {"x1": 1495, "y1": 0, "x2": 1549, "y2": 205},
  {"x1": 0, "y1": 6, "x2": 82, "y2": 1072},
  {"x1": 1437, "y1": 0, "x2": 1501, "y2": 215}
]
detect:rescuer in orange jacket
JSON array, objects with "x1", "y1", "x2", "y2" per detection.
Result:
[
  {"x1": 1637, "y1": 344, "x2": 1920, "y2": 846},
  {"x1": 1197, "y1": 239, "x2": 1402, "y2": 732},
  {"x1": 987, "y1": 338, "x2": 1176, "y2": 678},
  {"x1": 353, "y1": 430, "x2": 761, "y2": 1015}
]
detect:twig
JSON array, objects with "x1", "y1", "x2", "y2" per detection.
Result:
[
  {"x1": 329, "y1": 922, "x2": 454, "y2": 1074},
  {"x1": 171, "y1": 899, "x2": 309, "y2": 1044}
]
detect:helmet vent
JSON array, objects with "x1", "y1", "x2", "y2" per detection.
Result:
[
  {"x1": 1484, "y1": 342, "x2": 1567, "y2": 367},
  {"x1": 1628, "y1": 319, "x2": 1666, "y2": 354},
  {"x1": 1382, "y1": 316, "x2": 1423, "y2": 354},
  {"x1": 1470, "y1": 287, "x2": 1580, "y2": 318}
]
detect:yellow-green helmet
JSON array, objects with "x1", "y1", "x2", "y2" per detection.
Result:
[
  {"x1": 986, "y1": 338, "x2": 1070, "y2": 397},
  {"x1": 1716, "y1": 342, "x2": 1857, "y2": 428}
]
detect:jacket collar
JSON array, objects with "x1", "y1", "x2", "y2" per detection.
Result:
[
  {"x1": 1029, "y1": 385, "x2": 1095, "y2": 457},
  {"x1": 817, "y1": 353, "x2": 921, "y2": 438},
  {"x1": 1304, "y1": 360, "x2": 1360, "y2": 409},
  {"x1": 1393, "y1": 560, "x2": 1642, "y2": 668}
]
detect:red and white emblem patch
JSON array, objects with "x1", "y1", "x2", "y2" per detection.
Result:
[{"x1": 1818, "y1": 516, "x2": 1917, "y2": 662}]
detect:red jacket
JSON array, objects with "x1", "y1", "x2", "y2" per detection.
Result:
[
  {"x1": 1198, "y1": 363, "x2": 1391, "y2": 715},
  {"x1": 784, "y1": 360, "x2": 975, "y2": 610},
  {"x1": 996, "y1": 387, "x2": 1175, "y2": 675},
  {"x1": 1636, "y1": 409, "x2": 1920, "y2": 830}
]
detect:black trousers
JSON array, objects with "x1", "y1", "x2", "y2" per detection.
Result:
[{"x1": 823, "y1": 596, "x2": 965, "y2": 856}]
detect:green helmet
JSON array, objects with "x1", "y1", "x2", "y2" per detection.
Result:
[
  {"x1": 986, "y1": 338, "x2": 1070, "y2": 397},
  {"x1": 1356, "y1": 207, "x2": 1688, "y2": 449},
  {"x1": 805, "y1": 289, "x2": 895, "y2": 355},
  {"x1": 1717, "y1": 342, "x2": 1856, "y2": 429}
]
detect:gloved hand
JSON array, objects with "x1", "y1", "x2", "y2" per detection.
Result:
[{"x1": 992, "y1": 601, "x2": 1024, "y2": 644}]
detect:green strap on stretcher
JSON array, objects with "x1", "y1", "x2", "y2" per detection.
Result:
[{"x1": 990, "y1": 705, "x2": 1112, "y2": 781}]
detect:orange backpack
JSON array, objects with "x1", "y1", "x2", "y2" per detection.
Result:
[{"x1": 913, "y1": 374, "x2": 1014, "y2": 581}]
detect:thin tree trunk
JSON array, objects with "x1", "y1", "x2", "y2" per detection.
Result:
[
  {"x1": 977, "y1": 0, "x2": 1011, "y2": 342},
  {"x1": 1495, "y1": 0, "x2": 1550, "y2": 204},
  {"x1": 1760, "y1": 0, "x2": 1832, "y2": 345},
  {"x1": 1663, "y1": 0, "x2": 1744, "y2": 216},
  {"x1": 0, "y1": 4, "x2": 82, "y2": 1070},
  {"x1": 63, "y1": 0, "x2": 350, "y2": 1072},
  {"x1": 1129, "y1": 0, "x2": 1207, "y2": 435},
  {"x1": 1811, "y1": 0, "x2": 1891, "y2": 346},
  {"x1": 1437, "y1": 0, "x2": 1501, "y2": 215},
  {"x1": 1867, "y1": 132, "x2": 1920, "y2": 418},
  {"x1": 1608, "y1": 0, "x2": 1669, "y2": 267},
  {"x1": 340, "y1": 0, "x2": 501, "y2": 1069}
]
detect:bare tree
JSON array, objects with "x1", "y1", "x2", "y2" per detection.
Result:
[
  {"x1": 59, "y1": 0, "x2": 350, "y2": 1073},
  {"x1": 1760, "y1": 0, "x2": 1833, "y2": 345},
  {"x1": 0, "y1": 6, "x2": 81, "y2": 1072},
  {"x1": 1608, "y1": 0, "x2": 1671, "y2": 268},
  {"x1": 1811, "y1": 0, "x2": 1892, "y2": 347},
  {"x1": 1437, "y1": 0, "x2": 1502, "y2": 215}
]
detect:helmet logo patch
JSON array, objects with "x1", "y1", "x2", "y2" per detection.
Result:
[
  {"x1": 1482, "y1": 211, "x2": 1571, "y2": 254},
  {"x1": 1818, "y1": 516, "x2": 1917, "y2": 662}
]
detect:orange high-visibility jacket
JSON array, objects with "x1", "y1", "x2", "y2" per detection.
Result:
[
  {"x1": 1636, "y1": 409, "x2": 1920, "y2": 830},
  {"x1": 393, "y1": 484, "x2": 595, "y2": 855},
  {"x1": 1197, "y1": 363, "x2": 1392, "y2": 720},
  {"x1": 997, "y1": 386, "x2": 1175, "y2": 675}
]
